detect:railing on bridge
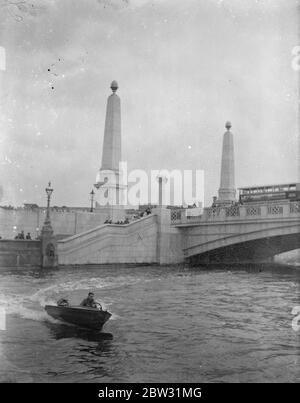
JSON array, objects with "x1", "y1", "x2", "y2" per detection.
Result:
[
  {"x1": 170, "y1": 209, "x2": 183, "y2": 225},
  {"x1": 290, "y1": 201, "x2": 300, "y2": 214},
  {"x1": 170, "y1": 200, "x2": 300, "y2": 225}
]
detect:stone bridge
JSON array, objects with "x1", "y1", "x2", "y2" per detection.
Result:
[
  {"x1": 55, "y1": 201, "x2": 300, "y2": 266},
  {"x1": 171, "y1": 201, "x2": 300, "y2": 264}
]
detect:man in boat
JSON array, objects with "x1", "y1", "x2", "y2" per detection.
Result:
[{"x1": 80, "y1": 292, "x2": 101, "y2": 309}]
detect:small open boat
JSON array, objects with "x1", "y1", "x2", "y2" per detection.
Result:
[{"x1": 45, "y1": 305, "x2": 112, "y2": 330}]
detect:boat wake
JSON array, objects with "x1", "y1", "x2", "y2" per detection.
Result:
[{"x1": 0, "y1": 274, "x2": 144, "y2": 324}]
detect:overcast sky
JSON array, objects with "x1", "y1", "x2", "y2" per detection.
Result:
[{"x1": 0, "y1": 0, "x2": 299, "y2": 207}]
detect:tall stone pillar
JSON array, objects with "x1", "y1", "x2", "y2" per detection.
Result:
[
  {"x1": 101, "y1": 80, "x2": 121, "y2": 172},
  {"x1": 95, "y1": 81, "x2": 125, "y2": 221},
  {"x1": 217, "y1": 121, "x2": 236, "y2": 204},
  {"x1": 41, "y1": 221, "x2": 57, "y2": 268},
  {"x1": 152, "y1": 207, "x2": 184, "y2": 265}
]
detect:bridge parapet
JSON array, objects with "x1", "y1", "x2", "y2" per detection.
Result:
[
  {"x1": 290, "y1": 201, "x2": 300, "y2": 214},
  {"x1": 171, "y1": 200, "x2": 300, "y2": 225}
]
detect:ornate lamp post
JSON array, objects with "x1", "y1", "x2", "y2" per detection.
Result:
[
  {"x1": 41, "y1": 181, "x2": 56, "y2": 268},
  {"x1": 44, "y1": 181, "x2": 53, "y2": 225},
  {"x1": 90, "y1": 189, "x2": 95, "y2": 212}
]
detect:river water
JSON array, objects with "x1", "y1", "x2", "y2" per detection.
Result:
[{"x1": 0, "y1": 264, "x2": 299, "y2": 383}]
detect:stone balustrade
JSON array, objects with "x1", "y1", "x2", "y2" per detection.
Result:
[{"x1": 171, "y1": 200, "x2": 300, "y2": 225}]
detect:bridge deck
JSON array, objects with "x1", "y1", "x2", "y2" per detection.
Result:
[{"x1": 171, "y1": 200, "x2": 300, "y2": 226}]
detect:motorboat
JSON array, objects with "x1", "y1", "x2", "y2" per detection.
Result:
[{"x1": 45, "y1": 301, "x2": 111, "y2": 330}]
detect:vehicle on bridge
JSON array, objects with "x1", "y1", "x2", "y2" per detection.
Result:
[{"x1": 238, "y1": 183, "x2": 300, "y2": 204}]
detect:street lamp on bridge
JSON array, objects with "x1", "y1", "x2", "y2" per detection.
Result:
[
  {"x1": 41, "y1": 181, "x2": 57, "y2": 268},
  {"x1": 45, "y1": 181, "x2": 53, "y2": 225},
  {"x1": 90, "y1": 189, "x2": 95, "y2": 212}
]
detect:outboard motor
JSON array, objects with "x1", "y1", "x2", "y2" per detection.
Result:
[{"x1": 57, "y1": 298, "x2": 69, "y2": 307}]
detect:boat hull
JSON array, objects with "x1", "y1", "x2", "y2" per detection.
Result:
[{"x1": 45, "y1": 305, "x2": 111, "y2": 330}]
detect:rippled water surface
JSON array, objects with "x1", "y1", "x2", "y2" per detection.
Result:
[{"x1": 0, "y1": 264, "x2": 299, "y2": 382}]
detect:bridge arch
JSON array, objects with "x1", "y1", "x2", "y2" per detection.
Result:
[{"x1": 184, "y1": 222, "x2": 300, "y2": 264}]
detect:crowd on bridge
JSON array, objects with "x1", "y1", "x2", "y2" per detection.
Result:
[
  {"x1": 14, "y1": 230, "x2": 32, "y2": 240},
  {"x1": 104, "y1": 207, "x2": 152, "y2": 225}
]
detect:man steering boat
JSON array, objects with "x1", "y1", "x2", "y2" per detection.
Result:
[{"x1": 80, "y1": 292, "x2": 102, "y2": 310}]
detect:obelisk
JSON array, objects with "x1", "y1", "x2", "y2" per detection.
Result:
[
  {"x1": 101, "y1": 80, "x2": 121, "y2": 172},
  {"x1": 217, "y1": 121, "x2": 236, "y2": 204},
  {"x1": 94, "y1": 81, "x2": 125, "y2": 221}
]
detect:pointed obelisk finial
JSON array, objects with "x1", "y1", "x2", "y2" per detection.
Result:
[
  {"x1": 94, "y1": 80, "x2": 125, "y2": 221},
  {"x1": 217, "y1": 121, "x2": 236, "y2": 204},
  {"x1": 110, "y1": 80, "x2": 118, "y2": 93},
  {"x1": 225, "y1": 121, "x2": 232, "y2": 131},
  {"x1": 99, "y1": 81, "x2": 121, "y2": 172}
]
